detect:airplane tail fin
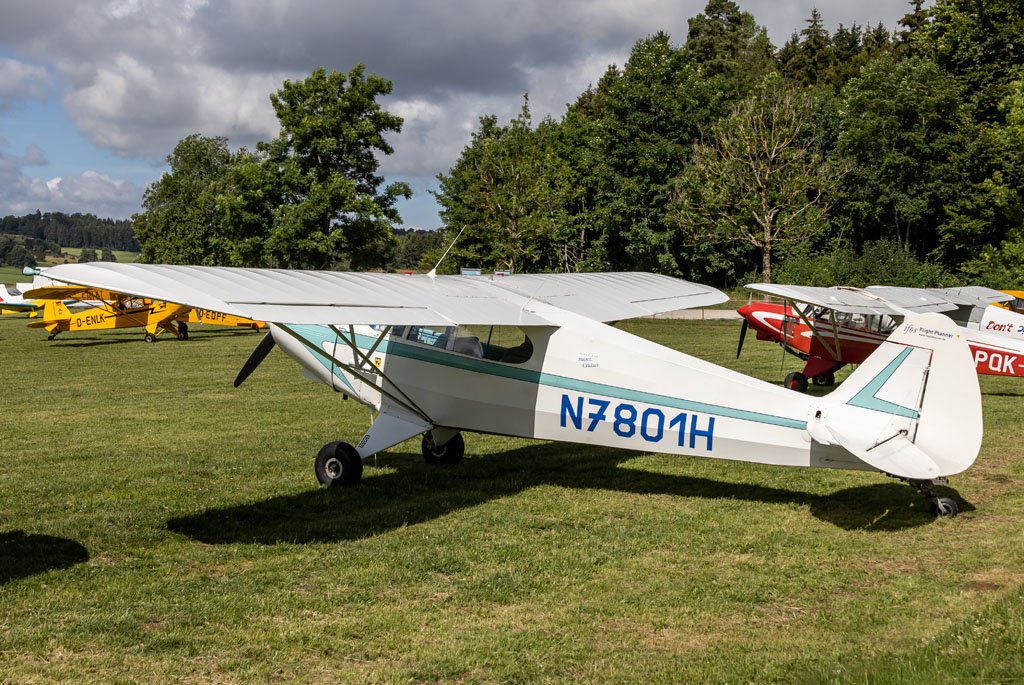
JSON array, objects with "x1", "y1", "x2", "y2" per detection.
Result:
[
  {"x1": 42, "y1": 299, "x2": 71, "y2": 322},
  {"x1": 809, "y1": 313, "x2": 982, "y2": 479}
]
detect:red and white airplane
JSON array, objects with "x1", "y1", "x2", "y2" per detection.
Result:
[{"x1": 737, "y1": 284, "x2": 1022, "y2": 391}]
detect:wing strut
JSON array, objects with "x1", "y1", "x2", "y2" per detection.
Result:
[{"x1": 275, "y1": 324, "x2": 434, "y2": 424}]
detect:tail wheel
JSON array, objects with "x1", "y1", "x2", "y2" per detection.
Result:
[
  {"x1": 784, "y1": 371, "x2": 808, "y2": 393},
  {"x1": 144, "y1": 332, "x2": 157, "y2": 343},
  {"x1": 930, "y1": 496, "x2": 958, "y2": 518},
  {"x1": 422, "y1": 432, "x2": 465, "y2": 465},
  {"x1": 315, "y1": 441, "x2": 362, "y2": 487},
  {"x1": 812, "y1": 372, "x2": 835, "y2": 387}
]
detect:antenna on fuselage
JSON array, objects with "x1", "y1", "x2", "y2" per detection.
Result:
[{"x1": 427, "y1": 227, "x2": 465, "y2": 279}]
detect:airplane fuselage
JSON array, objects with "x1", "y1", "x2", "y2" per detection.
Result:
[{"x1": 271, "y1": 308, "x2": 870, "y2": 473}]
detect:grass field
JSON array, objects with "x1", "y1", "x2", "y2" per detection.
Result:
[
  {"x1": 1, "y1": 315, "x2": 1023, "y2": 682},
  {"x1": 53, "y1": 247, "x2": 140, "y2": 264},
  {"x1": 0, "y1": 265, "x2": 29, "y2": 285}
]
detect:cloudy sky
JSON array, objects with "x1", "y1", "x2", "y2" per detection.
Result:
[{"x1": 0, "y1": 0, "x2": 912, "y2": 229}]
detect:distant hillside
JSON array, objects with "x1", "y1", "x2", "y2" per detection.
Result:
[{"x1": 0, "y1": 211, "x2": 138, "y2": 251}]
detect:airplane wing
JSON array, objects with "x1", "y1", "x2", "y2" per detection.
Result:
[
  {"x1": 868, "y1": 285, "x2": 1013, "y2": 308},
  {"x1": 746, "y1": 283, "x2": 958, "y2": 315},
  {"x1": 40, "y1": 263, "x2": 726, "y2": 327},
  {"x1": 494, "y1": 272, "x2": 728, "y2": 321},
  {"x1": 20, "y1": 285, "x2": 124, "y2": 301}
]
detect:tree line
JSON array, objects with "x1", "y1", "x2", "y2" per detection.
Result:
[
  {"x1": 433, "y1": 0, "x2": 1024, "y2": 286},
  {"x1": 0, "y1": 211, "x2": 138, "y2": 251},
  {"x1": 132, "y1": 0, "x2": 1023, "y2": 288}
]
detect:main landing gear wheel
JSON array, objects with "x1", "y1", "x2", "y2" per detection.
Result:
[
  {"x1": 812, "y1": 372, "x2": 835, "y2": 387},
  {"x1": 422, "y1": 432, "x2": 465, "y2": 466},
  {"x1": 930, "y1": 496, "x2": 958, "y2": 518},
  {"x1": 784, "y1": 371, "x2": 808, "y2": 393},
  {"x1": 47, "y1": 333, "x2": 57, "y2": 341},
  {"x1": 144, "y1": 332, "x2": 157, "y2": 343},
  {"x1": 315, "y1": 441, "x2": 363, "y2": 487},
  {"x1": 178, "y1": 322, "x2": 189, "y2": 340}
]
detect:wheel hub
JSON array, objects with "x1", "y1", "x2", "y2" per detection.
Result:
[{"x1": 325, "y1": 457, "x2": 342, "y2": 479}]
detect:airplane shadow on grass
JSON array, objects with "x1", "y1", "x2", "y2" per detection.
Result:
[
  {"x1": 45, "y1": 329, "x2": 259, "y2": 348},
  {"x1": 167, "y1": 443, "x2": 973, "y2": 545},
  {"x1": 0, "y1": 531, "x2": 89, "y2": 585}
]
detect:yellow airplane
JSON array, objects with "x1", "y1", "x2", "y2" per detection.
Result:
[
  {"x1": 23, "y1": 285, "x2": 263, "y2": 341},
  {"x1": 997, "y1": 290, "x2": 1024, "y2": 315}
]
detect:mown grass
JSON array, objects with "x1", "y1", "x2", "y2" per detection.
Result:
[
  {"x1": 52, "y1": 247, "x2": 140, "y2": 264},
  {"x1": 1, "y1": 316, "x2": 1023, "y2": 683},
  {"x1": 0, "y1": 265, "x2": 27, "y2": 285}
]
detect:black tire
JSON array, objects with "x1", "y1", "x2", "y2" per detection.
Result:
[
  {"x1": 421, "y1": 432, "x2": 465, "y2": 465},
  {"x1": 812, "y1": 372, "x2": 835, "y2": 387},
  {"x1": 930, "y1": 496, "x2": 958, "y2": 518},
  {"x1": 47, "y1": 333, "x2": 56, "y2": 341},
  {"x1": 178, "y1": 322, "x2": 189, "y2": 340},
  {"x1": 144, "y1": 332, "x2": 157, "y2": 343},
  {"x1": 314, "y1": 441, "x2": 363, "y2": 487},
  {"x1": 784, "y1": 371, "x2": 808, "y2": 393}
]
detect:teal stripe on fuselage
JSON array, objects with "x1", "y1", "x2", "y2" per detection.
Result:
[
  {"x1": 847, "y1": 347, "x2": 920, "y2": 419},
  {"x1": 281, "y1": 324, "x2": 356, "y2": 392},
  {"x1": 319, "y1": 327, "x2": 808, "y2": 431}
]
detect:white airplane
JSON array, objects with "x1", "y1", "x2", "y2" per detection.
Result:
[{"x1": 42, "y1": 263, "x2": 984, "y2": 517}]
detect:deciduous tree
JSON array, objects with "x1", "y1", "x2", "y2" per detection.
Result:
[{"x1": 669, "y1": 75, "x2": 843, "y2": 282}]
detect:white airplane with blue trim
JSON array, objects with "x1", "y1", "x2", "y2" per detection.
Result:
[{"x1": 42, "y1": 263, "x2": 984, "y2": 517}]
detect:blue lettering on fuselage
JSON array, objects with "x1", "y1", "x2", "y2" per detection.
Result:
[{"x1": 559, "y1": 393, "x2": 715, "y2": 451}]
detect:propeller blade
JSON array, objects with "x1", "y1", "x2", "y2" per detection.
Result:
[
  {"x1": 736, "y1": 318, "x2": 748, "y2": 359},
  {"x1": 233, "y1": 331, "x2": 276, "y2": 387}
]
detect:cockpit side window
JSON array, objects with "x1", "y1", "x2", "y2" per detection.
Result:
[
  {"x1": 406, "y1": 325, "x2": 453, "y2": 349},
  {"x1": 458, "y1": 325, "x2": 533, "y2": 364}
]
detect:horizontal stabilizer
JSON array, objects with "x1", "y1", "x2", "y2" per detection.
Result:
[{"x1": 826, "y1": 426, "x2": 940, "y2": 480}]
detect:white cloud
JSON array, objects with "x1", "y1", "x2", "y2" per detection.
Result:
[
  {"x1": 0, "y1": 141, "x2": 140, "y2": 217},
  {"x1": 0, "y1": 57, "x2": 50, "y2": 110}
]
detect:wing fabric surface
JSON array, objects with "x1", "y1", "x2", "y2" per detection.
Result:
[
  {"x1": 495, "y1": 272, "x2": 728, "y2": 321},
  {"x1": 868, "y1": 285, "x2": 1012, "y2": 308},
  {"x1": 41, "y1": 263, "x2": 726, "y2": 327},
  {"x1": 747, "y1": 283, "x2": 958, "y2": 315}
]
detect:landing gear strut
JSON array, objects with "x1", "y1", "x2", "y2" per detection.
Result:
[
  {"x1": 315, "y1": 441, "x2": 363, "y2": 487},
  {"x1": 900, "y1": 477, "x2": 959, "y2": 518}
]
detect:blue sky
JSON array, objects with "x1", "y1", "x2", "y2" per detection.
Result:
[{"x1": 0, "y1": 0, "x2": 913, "y2": 229}]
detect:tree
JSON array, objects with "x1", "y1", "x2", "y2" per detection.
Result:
[
  {"x1": 434, "y1": 98, "x2": 577, "y2": 273},
  {"x1": 133, "y1": 135, "x2": 250, "y2": 265},
  {"x1": 920, "y1": 0, "x2": 1024, "y2": 124},
  {"x1": 257, "y1": 65, "x2": 411, "y2": 269},
  {"x1": 588, "y1": 32, "x2": 719, "y2": 273},
  {"x1": 668, "y1": 75, "x2": 844, "y2": 283},
  {"x1": 836, "y1": 55, "x2": 969, "y2": 257},
  {"x1": 685, "y1": 0, "x2": 774, "y2": 83},
  {"x1": 780, "y1": 9, "x2": 832, "y2": 86}
]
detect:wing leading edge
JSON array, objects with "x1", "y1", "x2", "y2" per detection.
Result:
[{"x1": 41, "y1": 263, "x2": 727, "y2": 327}]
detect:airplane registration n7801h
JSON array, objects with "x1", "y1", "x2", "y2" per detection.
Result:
[{"x1": 44, "y1": 263, "x2": 983, "y2": 517}]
